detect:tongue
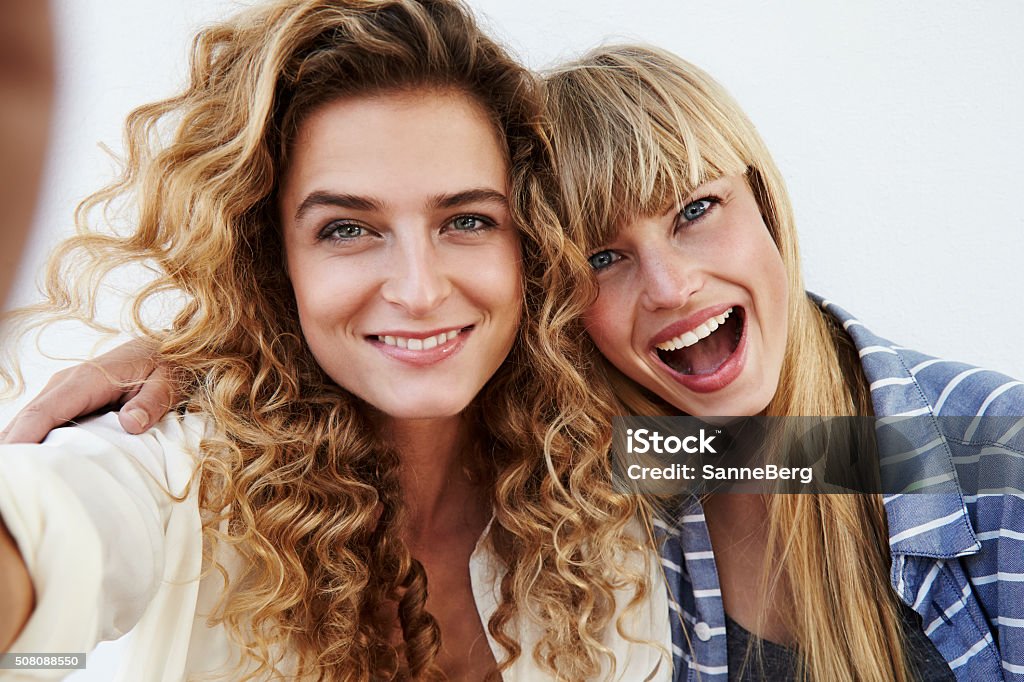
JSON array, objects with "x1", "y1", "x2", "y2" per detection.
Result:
[{"x1": 659, "y1": 317, "x2": 738, "y2": 375}]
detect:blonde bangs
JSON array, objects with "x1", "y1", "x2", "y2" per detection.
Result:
[{"x1": 544, "y1": 45, "x2": 749, "y2": 252}]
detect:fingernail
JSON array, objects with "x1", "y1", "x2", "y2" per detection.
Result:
[{"x1": 123, "y1": 407, "x2": 150, "y2": 431}]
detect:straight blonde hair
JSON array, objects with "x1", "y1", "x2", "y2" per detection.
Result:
[{"x1": 543, "y1": 45, "x2": 913, "y2": 682}]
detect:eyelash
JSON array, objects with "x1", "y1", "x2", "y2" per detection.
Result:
[
  {"x1": 676, "y1": 195, "x2": 721, "y2": 227},
  {"x1": 316, "y1": 214, "x2": 497, "y2": 244},
  {"x1": 586, "y1": 195, "x2": 721, "y2": 272},
  {"x1": 317, "y1": 221, "x2": 368, "y2": 243},
  {"x1": 443, "y1": 214, "x2": 497, "y2": 233}
]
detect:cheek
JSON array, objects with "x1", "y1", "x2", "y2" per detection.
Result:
[
  {"x1": 497, "y1": 266, "x2": 525, "y2": 350},
  {"x1": 288, "y1": 259, "x2": 366, "y2": 339},
  {"x1": 748, "y1": 231, "x2": 788, "y2": 312},
  {"x1": 740, "y1": 229, "x2": 789, "y2": 353},
  {"x1": 496, "y1": 257, "x2": 524, "y2": 313},
  {"x1": 583, "y1": 289, "x2": 630, "y2": 358},
  {"x1": 764, "y1": 252, "x2": 790, "y2": 347},
  {"x1": 766, "y1": 252, "x2": 789, "y2": 307},
  {"x1": 468, "y1": 238, "x2": 524, "y2": 333},
  {"x1": 492, "y1": 270, "x2": 523, "y2": 344},
  {"x1": 721, "y1": 219, "x2": 788, "y2": 299}
]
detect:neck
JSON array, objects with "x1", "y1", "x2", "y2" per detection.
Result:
[{"x1": 384, "y1": 415, "x2": 485, "y2": 543}]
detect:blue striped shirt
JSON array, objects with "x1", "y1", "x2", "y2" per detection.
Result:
[{"x1": 658, "y1": 297, "x2": 1024, "y2": 681}]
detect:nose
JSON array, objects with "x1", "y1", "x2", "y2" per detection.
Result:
[
  {"x1": 380, "y1": 231, "x2": 452, "y2": 316},
  {"x1": 637, "y1": 249, "x2": 702, "y2": 312}
]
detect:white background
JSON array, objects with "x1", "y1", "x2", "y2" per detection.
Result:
[{"x1": 3, "y1": 1, "x2": 1022, "y2": 679}]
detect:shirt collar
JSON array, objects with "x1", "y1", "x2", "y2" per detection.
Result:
[{"x1": 812, "y1": 294, "x2": 980, "y2": 558}]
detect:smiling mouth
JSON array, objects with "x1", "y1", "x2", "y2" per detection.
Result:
[
  {"x1": 373, "y1": 326, "x2": 472, "y2": 351},
  {"x1": 654, "y1": 307, "x2": 744, "y2": 375}
]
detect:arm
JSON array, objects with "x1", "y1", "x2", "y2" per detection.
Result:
[
  {"x1": 0, "y1": 413, "x2": 204, "y2": 655},
  {"x1": 1, "y1": 341, "x2": 176, "y2": 444},
  {"x1": 0, "y1": 514, "x2": 33, "y2": 650}
]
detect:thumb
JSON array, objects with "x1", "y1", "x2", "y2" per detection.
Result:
[
  {"x1": 117, "y1": 368, "x2": 175, "y2": 434},
  {"x1": 118, "y1": 404, "x2": 152, "y2": 434}
]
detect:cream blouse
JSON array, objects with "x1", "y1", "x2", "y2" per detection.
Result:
[{"x1": 0, "y1": 414, "x2": 671, "y2": 681}]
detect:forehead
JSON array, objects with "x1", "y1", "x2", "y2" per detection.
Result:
[{"x1": 281, "y1": 89, "x2": 509, "y2": 209}]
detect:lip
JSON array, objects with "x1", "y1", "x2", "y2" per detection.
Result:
[
  {"x1": 368, "y1": 325, "x2": 472, "y2": 367},
  {"x1": 649, "y1": 303, "x2": 737, "y2": 347},
  {"x1": 648, "y1": 306, "x2": 747, "y2": 394},
  {"x1": 371, "y1": 325, "x2": 468, "y2": 340}
]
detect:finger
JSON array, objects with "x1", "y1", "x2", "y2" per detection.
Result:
[
  {"x1": 1, "y1": 374, "x2": 118, "y2": 444},
  {"x1": 0, "y1": 361, "x2": 145, "y2": 444},
  {"x1": 117, "y1": 366, "x2": 175, "y2": 434},
  {"x1": 118, "y1": 406, "x2": 150, "y2": 434},
  {"x1": 1, "y1": 395, "x2": 90, "y2": 444}
]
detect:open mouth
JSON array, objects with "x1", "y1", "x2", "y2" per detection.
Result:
[{"x1": 654, "y1": 307, "x2": 744, "y2": 375}]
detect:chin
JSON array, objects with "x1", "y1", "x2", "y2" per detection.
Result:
[
  {"x1": 369, "y1": 395, "x2": 474, "y2": 422},
  {"x1": 723, "y1": 377, "x2": 778, "y2": 417},
  {"x1": 732, "y1": 394, "x2": 775, "y2": 417},
  {"x1": 664, "y1": 373, "x2": 779, "y2": 418}
]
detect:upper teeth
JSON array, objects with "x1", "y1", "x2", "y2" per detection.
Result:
[
  {"x1": 379, "y1": 328, "x2": 462, "y2": 350},
  {"x1": 655, "y1": 308, "x2": 734, "y2": 351}
]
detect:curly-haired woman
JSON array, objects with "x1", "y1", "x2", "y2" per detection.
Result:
[{"x1": 0, "y1": 2, "x2": 669, "y2": 680}]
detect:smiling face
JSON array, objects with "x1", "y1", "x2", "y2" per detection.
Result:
[
  {"x1": 583, "y1": 174, "x2": 788, "y2": 417},
  {"x1": 279, "y1": 89, "x2": 522, "y2": 421}
]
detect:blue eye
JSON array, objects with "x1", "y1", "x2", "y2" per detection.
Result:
[
  {"x1": 449, "y1": 215, "x2": 494, "y2": 231},
  {"x1": 680, "y1": 198, "x2": 713, "y2": 222},
  {"x1": 587, "y1": 250, "x2": 620, "y2": 271}
]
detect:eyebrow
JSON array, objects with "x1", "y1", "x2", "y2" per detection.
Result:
[
  {"x1": 293, "y1": 191, "x2": 382, "y2": 221},
  {"x1": 293, "y1": 187, "x2": 508, "y2": 222},
  {"x1": 429, "y1": 188, "x2": 508, "y2": 210}
]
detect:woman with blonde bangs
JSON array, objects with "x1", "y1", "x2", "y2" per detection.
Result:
[
  {"x1": 0, "y1": 2, "x2": 672, "y2": 680},
  {"x1": 542, "y1": 46, "x2": 1023, "y2": 681}
]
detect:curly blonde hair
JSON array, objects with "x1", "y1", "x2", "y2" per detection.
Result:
[{"x1": 3, "y1": 3, "x2": 654, "y2": 679}]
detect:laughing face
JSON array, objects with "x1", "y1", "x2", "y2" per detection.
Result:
[
  {"x1": 279, "y1": 89, "x2": 522, "y2": 421},
  {"x1": 583, "y1": 174, "x2": 788, "y2": 417}
]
